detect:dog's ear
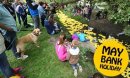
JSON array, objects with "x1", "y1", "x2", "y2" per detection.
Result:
[
  {"x1": 37, "y1": 28, "x2": 41, "y2": 31},
  {"x1": 32, "y1": 29, "x2": 37, "y2": 35},
  {"x1": 33, "y1": 28, "x2": 39, "y2": 33},
  {"x1": 36, "y1": 28, "x2": 41, "y2": 35},
  {"x1": 33, "y1": 29, "x2": 36, "y2": 33},
  {"x1": 32, "y1": 29, "x2": 41, "y2": 36},
  {"x1": 39, "y1": 31, "x2": 42, "y2": 35}
]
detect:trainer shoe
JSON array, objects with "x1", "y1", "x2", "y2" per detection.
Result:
[
  {"x1": 22, "y1": 55, "x2": 28, "y2": 60},
  {"x1": 17, "y1": 55, "x2": 28, "y2": 60},
  {"x1": 74, "y1": 69, "x2": 77, "y2": 77},
  {"x1": 17, "y1": 57, "x2": 22, "y2": 60},
  {"x1": 79, "y1": 66, "x2": 83, "y2": 72}
]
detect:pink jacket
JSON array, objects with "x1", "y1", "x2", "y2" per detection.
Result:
[{"x1": 55, "y1": 42, "x2": 67, "y2": 61}]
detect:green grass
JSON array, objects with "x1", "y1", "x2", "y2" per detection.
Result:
[{"x1": 1, "y1": 14, "x2": 96, "y2": 78}]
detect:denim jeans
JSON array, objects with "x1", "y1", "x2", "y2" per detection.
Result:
[
  {"x1": 0, "y1": 52, "x2": 15, "y2": 78},
  {"x1": 32, "y1": 15, "x2": 40, "y2": 29},
  {"x1": 50, "y1": 30, "x2": 55, "y2": 35},
  {"x1": 41, "y1": 15, "x2": 46, "y2": 27},
  {"x1": 71, "y1": 64, "x2": 78, "y2": 70},
  {"x1": 16, "y1": 12, "x2": 21, "y2": 25},
  {"x1": 71, "y1": 63, "x2": 81, "y2": 70},
  {"x1": 3, "y1": 31, "x2": 20, "y2": 58},
  {"x1": 20, "y1": 14, "x2": 27, "y2": 27}
]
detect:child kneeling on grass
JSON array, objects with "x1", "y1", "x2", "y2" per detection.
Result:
[
  {"x1": 72, "y1": 32, "x2": 79, "y2": 40},
  {"x1": 55, "y1": 33, "x2": 70, "y2": 62},
  {"x1": 78, "y1": 31, "x2": 89, "y2": 42},
  {"x1": 68, "y1": 40, "x2": 82, "y2": 77}
]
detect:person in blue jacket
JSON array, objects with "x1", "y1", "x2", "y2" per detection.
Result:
[
  {"x1": 44, "y1": 14, "x2": 62, "y2": 35},
  {"x1": 26, "y1": 0, "x2": 40, "y2": 29}
]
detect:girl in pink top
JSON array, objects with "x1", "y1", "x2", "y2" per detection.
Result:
[{"x1": 55, "y1": 33, "x2": 69, "y2": 61}]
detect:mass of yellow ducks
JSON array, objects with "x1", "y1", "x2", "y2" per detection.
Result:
[
  {"x1": 57, "y1": 11, "x2": 100, "y2": 47},
  {"x1": 57, "y1": 11, "x2": 130, "y2": 77}
]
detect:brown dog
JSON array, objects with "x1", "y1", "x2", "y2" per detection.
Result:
[{"x1": 16, "y1": 28, "x2": 41, "y2": 59}]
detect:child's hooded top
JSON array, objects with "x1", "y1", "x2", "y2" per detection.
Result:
[
  {"x1": 69, "y1": 47, "x2": 79, "y2": 64},
  {"x1": 68, "y1": 40, "x2": 80, "y2": 64}
]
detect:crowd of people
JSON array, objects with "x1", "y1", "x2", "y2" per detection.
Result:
[
  {"x1": 72, "y1": 5, "x2": 92, "y2": 21},
  {"x1": 71, "y1": 4, "x2": 108, "y2": 21}
]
